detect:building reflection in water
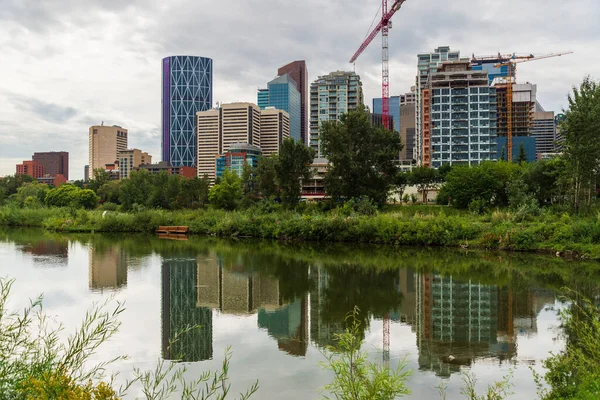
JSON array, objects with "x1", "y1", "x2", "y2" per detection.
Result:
[
  {"x1": 89, "y1": 245, "x2": 127, "y2": 290},
  {"x1": 413, "y1": 272, "x2": 551, "y2": 377},
  {"x1": 258, "y1": 297, "x2": 308, "y2": 357},
  {"x1": 22, "y1": 238, "x2": 69, "y2": 266}
]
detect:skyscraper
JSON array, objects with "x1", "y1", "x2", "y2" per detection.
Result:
[
  {"x1": 400, "y1": 89, "x2": 417, "y2": 162},
  {"x1": 32, "y1": 151, "x2": 69, "y2": 180},
  {"x1": 88, "y1": 125, "x2": 127, "y2": 180},
  {"x1": 162, "y1": 56, "x2": 213, "y2": 167},
  {"x1": 426, "y1": 61, "x2": 498, "y2": 167},
  {"x1": 415, "y1": 46, "x2": 463, "y2": 165},
  {"x1": 278, "y1": 61, "x2": 308, "y2": 145},
  {"x1": 309, "y1": 71, "x2": 364, "y2": 155},
  {"x1": 260, "y1": 107, "x2": 290, "y2": 157},
  {"x1": 257, "y1": 74, "x2": 301, "y2": 142},
  {"x1": 532, "y1": 108, "x2": 556, "y2": 157}
]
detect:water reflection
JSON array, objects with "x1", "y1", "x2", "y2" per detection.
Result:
[
  {"x1": 21, "y1": 237, "x2": 69, "y2": 266},
  {"x1": 89, "y1": 245, "x2": 127, "y2": 291}
]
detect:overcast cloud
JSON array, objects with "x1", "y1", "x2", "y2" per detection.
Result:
[{"x1": 0, "y1": 0, "x2": 597, "y2": 179}]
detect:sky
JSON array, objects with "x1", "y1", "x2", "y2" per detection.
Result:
[{"x1": 0, "y1": 0, "x2": 597, "y2": 179}]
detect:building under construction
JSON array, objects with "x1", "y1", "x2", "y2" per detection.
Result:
[{"x1": 492, "y1": 81, "x2": 537, "y2": 138}]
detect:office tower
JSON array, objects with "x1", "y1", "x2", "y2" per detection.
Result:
[
  {"x1": 425, "y1": 61, "x2": 497, "y2": 167},
  {"x1": 369, "y1": 113, "x2": 395, "y2": 129},
  {"x1": 257, "y1": 88, "x2": 270, "y2": 109},
  {"x1": 84, "y1": 165, "x2": 89, "y2": 183},
  {"x1": 415, "y1": 46, "x2": 463, "y2": 165},
  {"x1": 532, "y1": 108, "x2": 556, "y2": 157},
  {"x1": 32, "y1": 151, "x2": 69, "y2": 180},
  {"x1": 16, "y1": 160, "x2": 45, "y2": 178},
  {"x1": 197, "y1": 102, "x2": 261, "y2": 181},
  {"x1": 260, "y1": 107, "x2": 290, "y2": 156},
  {"x1": 118, "y1": 149, "x2": 152, "y2": 179},
  {"x1": 278, "y1": 61, "x2": 309, "y2": 144},
  {"x1": 88, "y1": 125, "x2": 127, "y2": 180},
  {"x1": 400, "y1": 89, "x2": 416, "y2": 162},
  {"x1": 309, "y1": 71, "x2": 364, "y2": 155},
  {"x1": 372, "y1": 96, "x2": 401, "y2": 133},
  {"x1": 216, "y1": 144, "x2": 262, "y2": 180},
  {"x1": 162, "y1": 56, "x2": 213, "y2": 167},
  {"x1": 161, "y1": 255, "x2": 213, "y2": 362},
  {"x1": 554, "y1": 113, "x2": 566, "y2": 151},
  {"x1": 257, "y1": 74, "x2": 301, "y2": 142}
]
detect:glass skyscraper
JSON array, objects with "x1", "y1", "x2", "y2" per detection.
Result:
[
  {"x1": 257, "y1": 74, "x2": 301, "y2": 142},
  {"x1": 162, "y1": 56, "x2": 213, "y2": 167},
  {"x1": 372, "y1": 96, "x2": 401, "y2": 133}
]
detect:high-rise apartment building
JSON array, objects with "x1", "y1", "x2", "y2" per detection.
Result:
[
  {"x1": 400, "y1": 88, "x2": 417, "y2": 162},
  {"x1": 372, "y1": 96, "x2": 401, "y2": 133},
  {"x1": 118, "y1": 149, "x2": 152, "y2": 179},
  {"x1": 415, "y1": 47, "x2": 463, "y2": 165},
  {"x1": 197, "y1": 103, "x2": 261, "y2": 182},
  {"x1": 260, "y1": 108, "x2": 290, "y2": 157},
  {"x1": 309, "y1": 71, "x2": 364, "y2": 155},
  {"x1": 88, "y1": 125, "x2": 128, "y2": 180},
  {"x1": 257, "y1": 74, "x2": 301, "y2": 142},
  {"x1": 16, "y1": 160, "x2": 45, "y2": 178},
  {"x1": 426, "y1": 61, "x2": 497, "y2": 167},
  {"x1": 532, "y1": 110, "x2": 556, "y2": 157},
  {"x1": 278, "y1": 61, "x2": 309, "y2": 145},
  {"x1": 32, "y1": 151, "x2": 69, "y2": 180},
  {"x1": 162, "y1": 56, "x2": 213, "y2": 167}
]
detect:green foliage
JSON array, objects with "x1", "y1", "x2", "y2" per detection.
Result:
[
  {"x1": 395, "y1": 171, "x2": 409, "y2": 201},
  {"x1": 255, "y1": 155, "x2": 280, "y2": 199},
  {"x1": 97, "y1": 181, "x2": 121, "y2": 204},
  {"x1": 537, "y1": 291, "x2": 600, "y2": 400},
  {"x1": 276, "y1": 137, "x2": 315, "y2": 207},
  {"x1": 321, "y1": 307, "x2": 411, "y2": 400},
  {"x1": 209, "y1": 169, "x2": 243, "y2": 210},
  {"x1": 517, "y1": 142, "x2": 528, "y2": 164},
  {"x1": 87, "y1": 169, "x2": 113, "y2": 193},
  {"x1": 456, "y1": 371, "x2": 514, "y2": 400},
  {"x1": 408, "y1": 167, "x2": 439, "y2": 203},
  {"x1": 45, "y1": 184, "x2": 98, "y2": 209},
  {"x1": 320, "y1": 106, "x2": 401, "y2": 206},
  {"x1": 561, "y1": 76, "x2": 600, "y2": 212},
  {"x1": 441, "y1": 162, "x2": 520, "y2": 209},
  {"x1": 402, "y1": 193, "x2": 410, "y2": 204},
  {"x1": 0, "y1": 174, "x2": 34, "y2": 204},
  {"x1": 10, "y1": 181, "x2": 49, "y2": 208}
]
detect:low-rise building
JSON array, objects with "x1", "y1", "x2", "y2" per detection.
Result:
[
  {"x1": 216, "y1": 143, "x2": 262, "y2": 180},
  {"x1": 301, "y1": 158, "x2": 329, "y2": 200},
  {"x1": 16, "y1": 160, "x2": 45, "y2": 178},
  {"x1": 136, "y1": 161, "x2": 196, "y2": 178},
  {"x1": 37, "y1": 174, "x2": 68, "y2": 188},
  {"x1": 118, "y1": 149, "x2": 152, "y2": 179}
]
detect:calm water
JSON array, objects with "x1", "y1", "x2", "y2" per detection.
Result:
[{"x1": 1, "y1": 228, "x2": 597, "y2": 399}]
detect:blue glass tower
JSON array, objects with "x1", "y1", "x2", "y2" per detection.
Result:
[
  {"x1": 257, "y1": 74, "x2": 301, "y2": 141},
  {"x1": 372, "y1": 96, "x2": 401, "y2": 133},
  {"x1": 162, "y1": 56, "x2": 213, "y2": 167}
]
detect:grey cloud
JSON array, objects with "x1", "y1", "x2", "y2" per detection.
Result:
[{"x1": 10, "y1": 94, "x2": 78, "y2": 124}]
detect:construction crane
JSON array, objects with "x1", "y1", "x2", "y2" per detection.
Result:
[
  {"x1": 350, "y1": 0, "x2": 408, "y2": 131},
  {"x1": 483, "y1": 52, "x2": 573, "y2": 161}
]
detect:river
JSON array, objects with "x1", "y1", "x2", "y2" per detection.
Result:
[{"x1": 1, "y1": 228, "x2": 597, "y2": 399}]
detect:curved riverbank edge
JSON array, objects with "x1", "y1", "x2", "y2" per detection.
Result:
[{"x1": 1, "y1": 206, "x2": 600, "y2": 260}]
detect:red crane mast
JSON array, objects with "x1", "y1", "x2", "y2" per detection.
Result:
[{"x1": 350, "y1": 0, "x2": 407, "y2": 131}]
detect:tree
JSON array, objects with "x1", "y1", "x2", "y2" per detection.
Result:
[
  {"x1": 255, "y1": 156, "x2": 279, "y2": 199},
  {"x1": 208, "y1": 169, "x2": 243, "y2": 210},
  {"x1": 320, "y1": 106, "x2": 402, "y2": 206},
  {"x1": 45, "y1": 185, "x2": 98, "y2": 209},
  {"x1": 177, "y1": 176, "x2": 210, "y2": 209},
  {"x1": 561, "y1": 76, "x2": 600, "y2": 212},
  {"x1": 517, "y1": 142, "x2": 528, "y2": 164},
  {"x1": 394, "y1": 171, "x2": 409, "y2": 203},
  {"x1": 500, "y1": 147, "x2": 507, "y2": 162},
  {"x1": 87, "y1": 169, "x2": 112, "y2": 193},
  {"x1": 275, "y1": 138, "x2": 314, "y2": 207},
  {"x1": 11, "y1": 181, "x2": 49, "y2": 208},
  {"x1": 97, "y1": 181, "x2": 121, "y2": 204},
  {"x1": 408, "y1": 166, "x2": 439, "y2": 204},
  {"x1": 118, "y1": 170, "x2": 153, "y2": 211}
]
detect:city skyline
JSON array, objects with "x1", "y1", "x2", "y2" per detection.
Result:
[{"x1": 1, "y1": 0, "x2": 595, "y2": 178}]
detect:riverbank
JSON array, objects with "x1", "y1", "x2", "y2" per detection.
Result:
[{"x1": 2, "y1": 205, "x2": 600, "y2": 259}]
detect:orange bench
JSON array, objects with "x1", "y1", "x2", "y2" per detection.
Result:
[{"x1": 156, "y1": 226, "x2": 189, "y2": 234}]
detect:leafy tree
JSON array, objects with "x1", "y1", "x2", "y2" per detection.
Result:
[
  {"x1": 256, "y1": 156, "x2": 279, "y2": 199},
  {"x1": 408, "y1": 166, "x2": 439, "y2": 203},
  {"x1": 45, "y1": 185, "x2": 98, "y2": 209},
  {"x1": 275, "y1": 137, "x2": 314, "y2": 207},
  {"x1": 87, "y1": 169, "x2": 112, "y2": 193},
  {"x1": 77, "y1": 189, "x2": 99, "y2": 209},
  {"x1": 437, "y1": 163, "x2": 453, "y2": 181},
  {"x1": 499, "y1": 147, "x2": 507, "y2": 162},
  {"x1": 119, "y1": 170, "x2": 153, "y2": 211},
  {"x1": 561, "y1": 76, "x2": 600, "y2": 212},
  {"x1": 149, "y1": 172, "x2": 181, "y2": 209},
  {"x1": 97, "y1": 181, "x2": 121, "y2": 204},
  {"x1": 394, "y1": 171, "x2": 409, "y2": 203},
  {"x1": 320, "y1": 106, "x2": 402, "y2": 206},
  {"x1": 517, "y1": 142, "x2": 528, "y2": 164},
  {"x1": 0, "y1": 174, "x2": 34, "y2": 198},
  {"x1": 11, "y1": 181, "x2": 49, "y2": 208},
  {"x1": 208, "y1": 169, "x2": 243, "y2": 210},
  {"x1": 521, "y1": 158, "x2": 568, "y2": 206},
  {"x1": 177, "y1": 176, "x2": 210, "y2": 209}
]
